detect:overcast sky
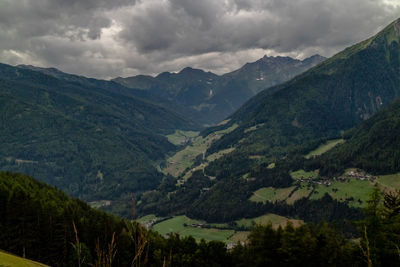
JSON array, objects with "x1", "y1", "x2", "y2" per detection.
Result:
[{"x1": 0, "y1": 0, "x2": 399, "y2": 79}]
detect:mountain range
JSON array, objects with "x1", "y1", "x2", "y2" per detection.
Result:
[
  {"x1": 137, "y1": 18, "x2": 400, "y2": 224},
  {"x1": 0, "y1": 17, "x2": 400, "y2": 230},
  {"x1": 0, "y1": 63, "x2": 201, "y2": 216},
  {"x1": 0, "y1": 52, "x2": 325, "y2": 217},
  {"x1": 113, "y1": 54, "x2": 325, "y2": 125}
]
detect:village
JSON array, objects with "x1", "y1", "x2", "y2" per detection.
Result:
[{"x1": 295, "y1": 169, "x2": 377, "y2": 186}]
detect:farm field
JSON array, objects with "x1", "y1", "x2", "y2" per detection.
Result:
[
  {"x1": 235, "y1": 214, "x2": 303, "y2": 229},
  {"x1": 249, "y1": 186, "x2": 296, "y2": 203},
  {"x1": 166, "y1": 130, "x2": 199, "y2": 146},
  {"x1": 0, "y1": 250, "x2": 49, "y2": 267},
  {"x1": 228, "y1": 231, "x2": 250, "y2": 243},
  {"x1": 285, "y1": 185, "x2": 313, "y2": 204},
  {"x1": 290, "y1": 169, "x2": 319, "y2": 180},
  {"x1": 305, "y1": 139, "x2": 345, "y2": 158},
  {"x1": 377, "y1": 173, "x2": 400, "y2": 191},
  {"x1": 152, "y1": 216, "x2": 235, "y2": 242},
  {"x1": 137, "y1": 214, "x2": 159, "y2": 224},
  {"x1": 148, "y1": 213, "x2": 302, "y2": 244},
  {"x1": 163, "y1": 124, "x2": 238, "y2": 177},
  {"x1": 308, "y1": 179, "x2": 375, "y2": 207}
]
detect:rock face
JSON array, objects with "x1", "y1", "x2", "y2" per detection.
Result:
[{"x1": 113, "y1": 55, "x2": 326, "y2": 125}]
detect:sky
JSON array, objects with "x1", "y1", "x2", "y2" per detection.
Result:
[{"x1": 0, "y1": 0, "x2": 399, "y2": 79}]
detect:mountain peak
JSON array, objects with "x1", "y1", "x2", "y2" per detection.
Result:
[
  {"x1": 179, "y1": 67, "x2": 205, "y2": 75},
  {"x1": 259, "y1": 55, "x2": 296, "y2": 63}
]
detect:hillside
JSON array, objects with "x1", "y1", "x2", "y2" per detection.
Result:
[
  {"x1": 0, "y1": 171, "x2": 238, "y2": 266},
  {"x1": 0, "y1": 63, "x2": 200, "y2": 217},
  {"x1": 4, "y1": 171, "x2": 400, "y2": 266},
  {"x1": 137, "y1": 18, "x2": 400, "y2": 223},
  {"x1": 0, "y1": 250, "x2": 49, "y2": 267},
  {"x1": 309, "y1": 98, "x2": 400, "y2": 176},
  {"x1": 113, "y1": 55, "x2": 325, "y2": 125},
  {"x1": 204, "y1": 18, "x2": 400, "y2": 178}
]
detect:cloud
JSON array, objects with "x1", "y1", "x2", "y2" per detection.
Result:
[{"x1": 0, "y1": 0, "x2": 399, "y2": 79}]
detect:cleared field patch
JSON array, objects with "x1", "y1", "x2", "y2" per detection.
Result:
[
  {"x1": 290, "y1": 169, "x2": 319, "y2": 180},
  {"x1": 163, "y1": 124, "x2": 238, "y2": 177},
  {"x1": 207, "y1": 148, "x2": 236, "y2": 162},
  {"x1": 235, "y1": 214, "x2": 303, "y2": 229},
  {"x1": 309, "y1": 179, "x2": 375, "y2": 207},
  {"x1": 305, "y1": 139, "x2": 345, "y2": 158},
  {"x1": 286, "y1": 185, "x2": 313, "y2": 204},
  {"x1": 228, "y1": 231, "x2": 250, "y2": 243},
  {"x1": 249, "y1": 186, "x2": 296, "y2": 203},
  {"x1": 0, "y1": 250, "x2": 49, "y2": 267},
  {"x1": 180, "y1": 227, "x2": 234, "y2": 243},
  {"x1": 136, "y1": 214, "x2": 161, "y2": 225},
  {"x1": 182, "y1": 147, "x2": 236, "y2": 180},
  {"x1": 152, "y1": 216, "x2": 234, "y2": 242},
  {"x1": 267, "y1": 163, "x2": 275, "y2": 169},
  {"x1": 166, "y1": 130, "x2": 199, "y2": 145},
  {"x1": 163, "y1": 141, "x2": 206, "y2": 177},
  {"x1": 377, "y1": 173, "x2": 400, "y2": 191}
]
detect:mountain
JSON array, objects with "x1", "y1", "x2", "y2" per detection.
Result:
[
  {"x1": 311, "y1": 98, "x2": 400, "y2": 176},
  {"x1": 0, "y1": 62, "x2": 200, "y2": 216},
  {"x1": 204, "y1": 18, "x2": 400, "y2": 177},
  {"x1": 138, "y1": 18, "x2": 400, "y2": 223},
  {"x1": 113, "y1": 55, "x2": 326, "y2": 125},
  {"x1": 221, "y1": 54, "x2": 326, "y2": 95}
]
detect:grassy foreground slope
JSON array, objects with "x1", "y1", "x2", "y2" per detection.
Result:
[{"x1": 0, "y1": 250, "x2": 49, "y2": 267}]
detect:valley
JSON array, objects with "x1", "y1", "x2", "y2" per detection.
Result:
[{"x1": 1, "y1": 11, "x2": 400, "y2": 266}]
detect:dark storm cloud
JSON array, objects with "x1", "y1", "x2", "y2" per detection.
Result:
[
  {"x1": 0, "y1": 0, "x2": 399, "y2": 78},
  {"x1": 119, "y1": 0, "x2": 400, "y2": 56}
]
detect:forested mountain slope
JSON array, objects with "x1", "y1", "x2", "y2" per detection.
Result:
[
  {"x1": 309, "y1": 98, "x2": 400, "y2": 176},
  {"x1": 0, "y1": 63, "x2": 199, "y2": 216},
  {"x1": 204, "y1": 18, "x2": 400, "y2": 178},
  {"x1": 137, "y1": 18, "x2": 400, "y2": 224}
]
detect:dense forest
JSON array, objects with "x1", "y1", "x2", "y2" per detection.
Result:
[
  {"x1": 1, "y1": 171, "x2": 400, "y2": 266},
  {"x1": 0, "y1": 62, "x2": 202, "y2": 217},
  {"x1": 306, "y1": 99, "x2": 400, "y2": 177}
]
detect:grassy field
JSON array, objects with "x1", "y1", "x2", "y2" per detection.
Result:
[
  {"x1": 250, "y1": 186, "x2": 296, "y2": 203},
  {"x1": 137, "y1": 214, "x2": 159, "y2": 224},
  {"x1": 305, "y1": 139, "x2": 345, "y2": 158},
  {"x1": 0, "y1": 250, "x2": 49, "y2": 267},
  {"x1": 235, "y1": 214, "x2": 303, "y2": 229},
  {"x1": 228, "y1": 231, "x2": 250, "y2": 243},
  {"x1": 308, "y1": 179, "x2": 375, "y2": 207},
  {"x1": 267, "y1": 163, "x2": 275, "y2": 169},
  {"x1": 163, "y1": 124, "x2": 238, "y2": 177},
  {"x1": 152, "y1": 216, "x2": 234, "y2": 242},
  {"x1": 166, "y1": 130, "x2": 199, "y2": 146},
  {"x1": 150, "y1": 214, "x2": 303, "y2": 244},
  {"x1": 290, "y1": 169, "x2": 319, "y2": 180},
  {"x1": 377, "y1": 173, "x2": 400, "y2": 191},
  {"x1": 182, "y1": 147, "x2": 236, "y2": 180},
  {"x1": 285, "y1": 185, "x2": 313, "y2": 204}
]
